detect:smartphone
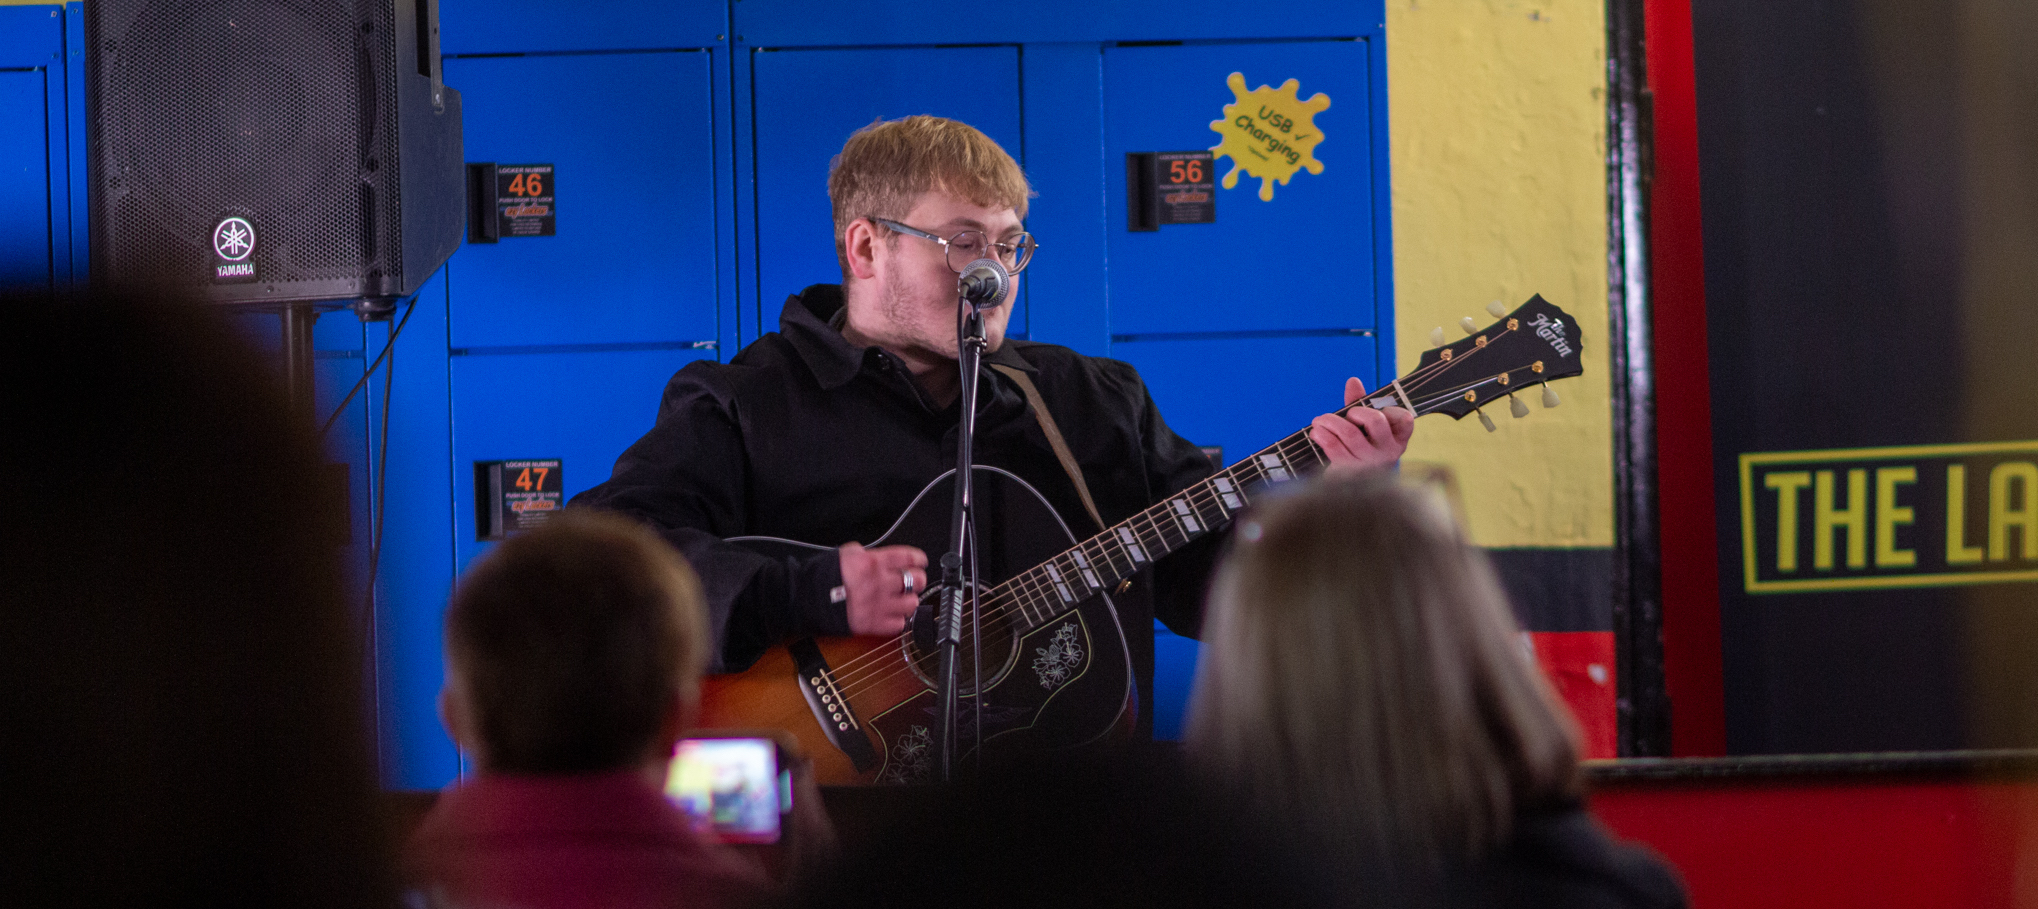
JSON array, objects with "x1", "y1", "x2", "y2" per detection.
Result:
[{"x1": 664, "y1": 735, "x2": 792, "y2": 844}]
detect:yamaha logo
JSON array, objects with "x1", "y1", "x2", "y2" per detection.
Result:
[
  {"x1": 212, "y1": 216, "x2": 257, "y2": 283},
  {"x1": 213, "y1": 217, "x2": 254, "y2": 261}
]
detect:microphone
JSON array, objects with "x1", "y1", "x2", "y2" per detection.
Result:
[{"x1": 957, "y1": 258, "x2": 1011, "y2": 308}]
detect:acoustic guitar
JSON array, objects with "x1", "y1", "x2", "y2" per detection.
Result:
[{"x1": 696, "y1": 295, "x2": 1586, "y2": 784}]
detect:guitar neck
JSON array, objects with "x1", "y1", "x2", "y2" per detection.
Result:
[
  {"x1": 986, "y1": 294, "x2": 1586, "y2": 634},
  {"x1": 990, "y1": 428, "x2": 1327, "y2": 634}
]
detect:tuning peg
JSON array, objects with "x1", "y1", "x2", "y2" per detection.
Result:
[
  {"x1": 1460, "y1": 317, "x2": 1478, "y2": 334},
  {"x1": 1430, "y1": 326, "x2": 1446, "y2": 347},
  {"x1": 1487, "y1": 300, "x2": 1507, "y2": 318},
  {"x1": 1541, "y1": 384, "x2": 1561, "y2": 408},
  {"x1": 1477, "y1": 409, "x2": 1497, "y2": 432},
  {"x1": 1510, "y1": 394, "x2": 1529, "y2": 418}
]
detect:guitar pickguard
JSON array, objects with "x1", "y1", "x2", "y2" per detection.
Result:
[{"x1": 861, "y1": 610, "x2": 1103, "y2": 783}]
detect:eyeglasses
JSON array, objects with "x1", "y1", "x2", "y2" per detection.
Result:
[{"x1": 872, "y1": 218, "x2": 1038, "y2": 275}]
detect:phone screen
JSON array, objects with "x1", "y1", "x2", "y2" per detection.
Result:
[{"x1": 664, "y1": 737, "x2": 786, "y2": 844}]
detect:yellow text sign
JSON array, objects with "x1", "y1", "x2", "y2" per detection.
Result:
[
  {"x1": 1739, "y1": 441, "x2": 2038, "y2": 593},
  {"x1": 1208, "y1": 72, "x2": 1329, "y2": 201}
]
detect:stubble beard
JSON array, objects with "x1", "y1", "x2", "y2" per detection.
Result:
[
  {"x1": 880, "y1": 277, "x2": 960, "y2": 361},
  {"x1": 872, "y1": 276, "x2": 1010, "y2": 363}
]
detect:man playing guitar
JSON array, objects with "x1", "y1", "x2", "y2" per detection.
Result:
[{"x1": 574, "y1": 116, "x2": 1411, "y2": 775}]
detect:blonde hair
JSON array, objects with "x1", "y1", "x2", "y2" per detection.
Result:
[
  {"x1": 1185, "y1": 474, "x2": 1581, "y2": 871},
  {"x1": 446, "y1": 511, "x2": 708, "y2": 774},
  {"x1": 827, "y1": 115, "x2": 1032, "y2": 280}
]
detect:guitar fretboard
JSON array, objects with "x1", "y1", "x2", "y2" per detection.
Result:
[
  {"x1": 982, "y1": 294, "x2": 1584, "y2": 633},
  {"x1": 990, "y1": 429, "x2": 1327, "y2": 631}
]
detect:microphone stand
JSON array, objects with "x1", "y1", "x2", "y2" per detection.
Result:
[{"x1": 932, "y1": 295, "x2": 988, "y2": 783}]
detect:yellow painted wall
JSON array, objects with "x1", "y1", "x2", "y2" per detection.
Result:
[{"x1": 1387, "y1": 0, "x2": 1613, "y2": 549}]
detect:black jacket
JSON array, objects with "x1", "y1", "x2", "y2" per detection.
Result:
[
  {"x1": 1445, "y1": 805, "x2": 1689, "y2": 909},
  {"x1": 572, "y1": 285, "x2": 1223, "y2": 734}
]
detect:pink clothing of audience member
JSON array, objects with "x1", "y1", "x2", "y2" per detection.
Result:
[
  {"x1": 407, "y1": 769, "x2": 766, "y2": 909},
  {"x1": 406, "y1": 512, "x2": 827, "y2": 908}
]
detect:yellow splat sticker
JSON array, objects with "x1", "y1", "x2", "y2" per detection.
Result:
[{"x1": 1208, "y1": 72, "x2": 1330, "y2": 201}]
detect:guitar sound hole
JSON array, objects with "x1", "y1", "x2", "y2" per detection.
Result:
[{"x1": 901, "y1": 586, "x2": 1021, "y2": 694}]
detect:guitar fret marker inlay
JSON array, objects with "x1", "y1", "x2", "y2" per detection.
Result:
[
  {"x1": 1259, "y1": 453, "x2": 1291, "y2": 481},
  {"x1": 1044, "y1": 564, "x2": 1074, "y2": 603},
  {"x1": 1172, "y1": 499, "x2": 1201, "y2": 533},
  {"x1": 1117, "y1": 527, "x2": 1148, "y2": 563},
  {"x1": 1071, "y1": 549, "x2": 1103, "y2": 589},
  {"x1": 1213, "y1": 476, "x2": 1243, "y2": 510}
]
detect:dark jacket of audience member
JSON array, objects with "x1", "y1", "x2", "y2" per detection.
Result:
[
  {"x1": 1185, "y1": 474, "x2": 1687, "y2": 909},
  {"x1": 0, "y1": 291, "x2": 396, "y2": 907},
  {"x1": 406, "y1": 512, "x2": 773, "y2": 909},
  {"x1": 784, "y1": 746, "x2": 1341, "y2": 909}
]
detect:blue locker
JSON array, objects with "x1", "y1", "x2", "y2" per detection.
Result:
[
  {"x1": 1103, "y1": 41, "x2": 1376, "y2": 336},
  {"x1": 1018, "y1": 44, "x2": 1111, "y2": 357},
  {"x1": 0, "y1": 6, "x2": 65, "y2": 291},
  {"x1": 438, "y1": 0, "x2": 723, "y2": 55},
  {"x1": 64, "y1": 2, "x2": 85, "y2": 285},
  {"x1": 449, "y1": 347, "x2": 717, "y2": 573},
  {"x1": 749, "y1": 46, "x2": 1024, "y2": 334},
  {"x1": 0, "y1": 71, "x2": 51, "y2": 289},
  {"x1": 445, "y1": 52, "x2": 721, "y2": 348},
  {"x1": 1111, "y1": 333, "x2": 1378, "y2": 469}
]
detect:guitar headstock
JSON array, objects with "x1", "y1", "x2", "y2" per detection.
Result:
[{"x1": 1366, "y1": 294, "x2": 1584, "y2": 423}]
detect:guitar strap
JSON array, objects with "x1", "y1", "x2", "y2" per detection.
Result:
[{"x1": 989, "y1": 364, "x2": 1107, "y2": 533}]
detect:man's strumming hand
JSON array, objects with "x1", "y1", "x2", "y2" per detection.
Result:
[{"x1": 837, "y1": 542, "x2": 928, "y2": 636}]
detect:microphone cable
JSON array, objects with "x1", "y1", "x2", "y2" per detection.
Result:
[
  {"x1": 360, "y1": 306, "x2": 398, "y2": 660},
  {"x1": 307, "y1": 294, "x2": 418, "y2": 679},
  {"x1": 318, "y1": 295, "x2": 419, "y2": 441}
]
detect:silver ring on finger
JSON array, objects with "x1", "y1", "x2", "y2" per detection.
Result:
[{"x1": 902, "y1": 569, "x2": 916, "y2": 595}]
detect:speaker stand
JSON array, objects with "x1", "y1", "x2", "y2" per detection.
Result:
[{"x1": 280, "y1": 303, "x2": 320, "y2": 424}]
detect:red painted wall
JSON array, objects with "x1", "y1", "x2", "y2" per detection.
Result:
[
  {"x1": 1645, "y1": 0, "x2": 1726, "y2": 757},
  {"x1": 1593, "y1": 778, "x2": 2036, "y2": 908},
  {"x1": 1533, "y1": 631, "x2": 1618, "y2": 759}
]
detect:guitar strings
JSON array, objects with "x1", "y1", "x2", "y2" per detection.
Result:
[
  {"x1": 822, "y1": 434, "x2": 1320, "y2": 696},
  {"x1": 1330, "y1": 322, "x2": 1522, "y2": 420},
  {"x1": 822, "y1": 433, "x2": 1307, "y2": 689},
  {"x1": 1401, "y1": 367, "x2": 1539, "y2": 416},
  {"x1": 823, "y1": 430, "x2": 1324, "y2": 694}
]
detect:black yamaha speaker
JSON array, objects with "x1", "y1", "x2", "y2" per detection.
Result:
[{"x1": 85, "y1": 0, "x2": 463, "y2": 306}]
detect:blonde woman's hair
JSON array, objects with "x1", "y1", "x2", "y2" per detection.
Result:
[
  {"x1": 827, "y1": 115, "x2": 1032, "y2": 280},
  {"x1": 1185, "y1": 473, "x2": 1581, "y2": 871}
]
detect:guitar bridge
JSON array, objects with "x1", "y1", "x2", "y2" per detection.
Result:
[{"x1": 788, "y1": 638, "x2": 879, "y2": 772}]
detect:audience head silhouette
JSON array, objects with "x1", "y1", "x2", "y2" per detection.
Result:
[
  {"x1": 440, "y1": 510, "x2": 710, "y2": 774},
  {"x1": 0, "y1": 289, "x2": 391, "y2": 907},
  {"x1": 412, "y1": 511, "x2": 771, "y2": 909}
]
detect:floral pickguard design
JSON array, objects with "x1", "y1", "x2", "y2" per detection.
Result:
[
  {"x1": 878, "y1": 724, "x2": 933, "y2": 784},
  {"x1": 1032, "y1": 622, "x2": 1083, "y2": 690}
]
